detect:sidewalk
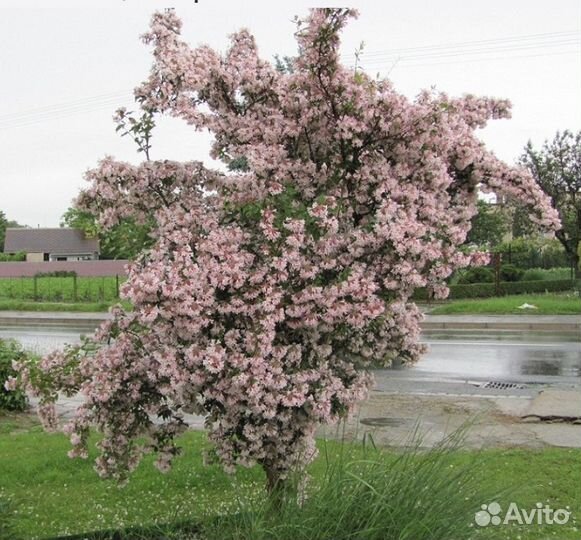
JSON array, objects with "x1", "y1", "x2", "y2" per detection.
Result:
[
  {"x1": 422, "y1": 314, "x2": 581, "y2": 333},
  {"x1": 0, "y1": 310, "x2": 579, "y2": 333},
  {"x1": 0, "y1": 310, "x2": 110, "y2": 329},
  {"x1": 35, "y1": 388, "x2": 581, "y2": 451}
]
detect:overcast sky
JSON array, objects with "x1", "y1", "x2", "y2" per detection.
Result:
[{"x1": 1, "y1": 0, "x2": 579, "y2": 227}]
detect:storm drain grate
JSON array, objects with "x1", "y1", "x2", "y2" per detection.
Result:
[{"x1": 480, "y1": 381, "x2": 526, "y2": 390}]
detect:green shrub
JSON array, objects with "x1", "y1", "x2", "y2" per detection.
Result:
[
  {"x1": 34, "y1": 270, "x2": 77, "y2": 278},
  {"x1": 0, "y1": 339, "x2": 28, "y2": 411},
  {"x1": 449, "y1": 279, "x2": 576, "y2": 299},
  {"x1": 499, "y1": 263, "x2": 524, "y2": 282},
  {"x1": 496, "y1": 237, "x2": 569, "y2": 269},
  {"x1": 497, "y1": 279, "x2": 577, "y2": 296},
  {"x1": 413, "y1": 278, "x2": 577, "y2": 301},
  {"x1": 522, "y1": 268, "x2": 547, "y2": 281},
  {"x1": 522, "y1": 267, "x2": 571, "y2": 281},
  {"x1": 0, "y1": 252, "x2": 26, "y2": 262},
  {"x1": 457, "y1": 266, "x2": 494, "y2": 284},
  {"x1": 448, "y1": 282, "x2": 497, "y2": 299}
]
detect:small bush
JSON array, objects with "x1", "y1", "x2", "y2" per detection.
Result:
[
  {"x1": 450, "y1": 279, "x2": 576, "y2": 299},
  {"x1": 497, "y1": 279, "x2": 577, "y2": 296},
  {"x1": 499, "y1": 263, "x2": 524, "y2": 282},
  {"x1": 0, "y1": 339, "x2": 28, "y2": 411},
  {"x1": 448, "y1": 282, "x2": 496, "y2": 299},
  {"x1": 496, "y1": 237, "x2": 569, "y2": 269},
  {"x1": 34, "y1": 270, "x2": 77, "y2": 278},
  {"x1": 522, "y1": 267, "x2": 571, "y2": 281},
  {"x1": 457, "y1": 266, "x2": 494, "y2": 284},
  {"x1": 413, "y1": 278, "x2": 577, "y2": 301},
  {"x1": 0, "y1": 252, "x2": 26, "y2": 262},
  {"x1": 522, "y1": 268, "x2": 547, "y2": 281}
]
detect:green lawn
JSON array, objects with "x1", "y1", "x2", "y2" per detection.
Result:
[
  {"x1": 0, "y1": 276, "x2": 123, "y2": 304},
  {"x1": 0, "y1": 412, "x2": 579, "y2": 539},
  {"x1": 429, "y1": 293, "x2": 581, "y2": 315}
]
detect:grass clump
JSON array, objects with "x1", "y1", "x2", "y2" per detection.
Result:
[{"x1": 202, "y1": 429, "x2": 496, "y2": 540}]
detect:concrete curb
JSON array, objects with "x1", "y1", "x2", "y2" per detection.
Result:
[
  {"x1": 423, "y1": 314, "x2": 581, "y2": 333},
  {"x1": 0, "y1": 311, "x2": 110, "y2": 330},
  {"x1": 0, "y1": 311, "x2": 579, "y2": 333},
  {"x1": 421, "y1": 321, "x2": 581, "y2": 333}
]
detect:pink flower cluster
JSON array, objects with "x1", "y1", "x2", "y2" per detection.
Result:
[{"x1": 10, "y1": 8, "x2": 558, "y2": 486}]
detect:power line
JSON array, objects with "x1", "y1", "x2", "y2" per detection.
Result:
[
  {"x1": 0, "y1": 30, "x2": 579, "y2": 131},
  {"x1": 0, "y1": 93, "x2": 130, "y2": 125},
  {"x1": 0, "y1": 93, "x2": 134, "y2": 131},
  {"x1": 341, "y1": 30, "x2": 580, "y2": 59},
  {"x1": 0, "y1": 90, "x2": 130, "y2": 122},
  {"x1": 353, "y1": 40, "x2": 580, "y2": 64},
  {"x1": 353, "y1": 49, "x2": 580, "y2": 71}
]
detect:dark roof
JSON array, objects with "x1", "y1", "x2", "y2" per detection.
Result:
[{"x1": 4, "y1": 228, "x2": 99, "y2": 254}]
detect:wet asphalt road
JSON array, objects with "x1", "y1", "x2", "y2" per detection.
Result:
[{"x1": 2, "y1": 326, "x2": 580, "y2": 397}]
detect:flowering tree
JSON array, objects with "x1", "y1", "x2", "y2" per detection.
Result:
[{"x1": 8, "y1": 9, "x2": 558, "y2": 492}]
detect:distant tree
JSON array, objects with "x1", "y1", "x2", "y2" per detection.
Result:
[
  {"x1": 466, "y1": 199, "x2": 509, "y2": 247},
  {"x1": 0, "y1": 211, "x2": 6, "y2": 252},
  {"x1": 61, "y1": 207, "x2": 153, "y2": 260},
  {"x1": 508, "y1": 201, "x2": 541, "y2": 238},
  {"x1": 0, "y1": 211, "x2": 25, "y2": 252},
  {"x1": 521, "y1": 131, "x2": 581, "y2": 276}
]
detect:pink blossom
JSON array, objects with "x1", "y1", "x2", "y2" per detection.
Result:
[{"x1": 7, "y1": 8, "x2": 559, "y2": 488}]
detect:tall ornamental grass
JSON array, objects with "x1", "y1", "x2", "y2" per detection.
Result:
[{"x1": 202, "y1": 427, "x2": 499, "y2": 540}]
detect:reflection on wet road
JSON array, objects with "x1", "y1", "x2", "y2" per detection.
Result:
[
  {"x1": 416, "y1": 333, "x2": 581, "y2": 379},
  {"x1": 1, "y1": 326, "x2": 580, "y2": 385},
  {"x1": 0, "y1": 327, "x2": 84, "y2": 354}
]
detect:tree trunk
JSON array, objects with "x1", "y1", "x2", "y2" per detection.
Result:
[
  {"x1": 265, "y1": 464, "x2": 281, "y2": 493},
  {"x1": 573, "y1": 251, "x2": 581, "y2": 280},
  {"x1": 263, "y1": 463, "x2": 291, "y2": 510},
  {"x1": 555, "y1": 232, "x2": 580, "y2": 280}
]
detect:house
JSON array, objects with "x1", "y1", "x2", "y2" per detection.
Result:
[{"x1": 4, "y1": 228, "x2": 99, "y2": 262}]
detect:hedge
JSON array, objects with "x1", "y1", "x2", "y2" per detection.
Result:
[
  {"x1": 0, "y1": 252, "x2": 25, "y2": 262},
  {"x1": 413, "y1": 279, "x2": 578, "y2": 301},
  {"x1": 34, "y1": 270, "x2": 77, "y2": 278}
]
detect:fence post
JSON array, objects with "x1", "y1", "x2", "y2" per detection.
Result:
[
  {"x1": 494, "y1": 252, "x2": 501, "y2": 296},
  {"x1": 73, "y1": 275, "x2": 78, "y2": 302},
  {"x1": 115, "y1": 275, "x2": 120, "y2": 299}
]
